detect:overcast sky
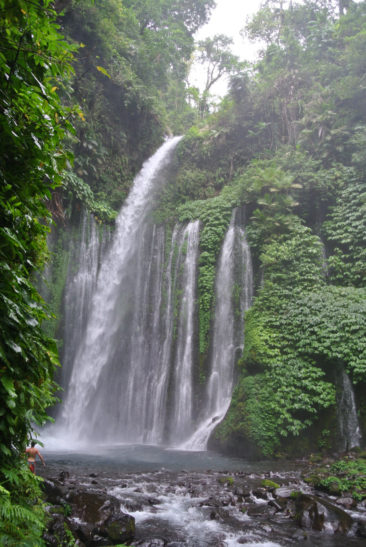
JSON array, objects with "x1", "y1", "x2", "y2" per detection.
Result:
[{"x1": 189, "y1": 0, "x2": 264, "y2": 96}]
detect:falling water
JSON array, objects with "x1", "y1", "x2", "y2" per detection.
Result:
[
  {"x1": 146, "y1": 222, "x2": 200, "y2": 444},
  {"x1": 53, "y1": 137, "x2": 202, "y2": 444},
  {"x1": 182, "y1": 211, "x2": 253, "y2": 450},
  {"x1": 48, "y1": 140, "x2": 254, "y2": 450},
  {"x1": 169, "y1": 221, "x2": 200, "y2": 443},
  {"x1": 337, "y1": 369, "x2": 362, "y2": 451},
  {"x1": 59, "y1": 212, "x2": 109, "y2": 391}
]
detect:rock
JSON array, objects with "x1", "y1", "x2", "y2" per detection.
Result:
[
  {"x1": 247, "y1": 504, "x2": 274, "y2": 517},
  {"x1": 294, "y1": 494, "x2": 353, "y2": 534},
  {"x1": 261, "y1": 479, "x2": 280, "y2": 490},
  {"x1": 274, "y1": 486, "x2": 295, "y2": 499},
  {"x1": 67, "y1": 490, "x2": 135, "y2": 545},
  {"x1": 357, "y1": 519, "x2": 366, "y2": 538},
  {"x1": 252, "y1": 487, "x2": 268, "y2": 500},
  {"x1": 58, "y1": 471, "x2": 70, "y2": 482},
  {"x1": 234, "y1": 486, "x2": 251, "y2": 498},
  {"x1": 43, "y1": 512, "x2": 72, "y2": 546},
  {"x1": 335, "y1": 497, "x2": 356, "y2": 509},
  {"x1": 268, "y1": 499, "x2": 283, "y2": 512},
  {"x1": 101, "y1": 512, "x2": 135, "y2": 543},
  {"x1": 43, "y1": 479, "x2": 67, "y2": 505}
]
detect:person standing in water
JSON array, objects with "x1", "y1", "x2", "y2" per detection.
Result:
[{"x1": 26, "y1": 441, "x2": 45, "y2": 474}]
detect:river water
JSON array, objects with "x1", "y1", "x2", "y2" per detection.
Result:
[
  {"x1": 40, "y1": 445, "x2": 366, "y2": 546},
  {"x1": 42, "y1": 443, "x2": 288, "y2": 473}
]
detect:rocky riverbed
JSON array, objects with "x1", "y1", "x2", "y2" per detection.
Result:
[{"x1": 40, "y1": 458, "x2": 366, "y2": 546}]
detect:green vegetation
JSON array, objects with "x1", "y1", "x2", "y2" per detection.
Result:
[
  {"x1": 219, "y1": 476, "x2": 234, "y2": 487},
  {"x1": 0, "y1": 0, "x2": 77, "y2": 543},
  {"x1": 306, "y1": 458, "x2": 366, "y2": 500},
  {"x1": 56, "y1": 0, "x2": 215, "y2": 217},
  {"x1": 154, "y1": 0, "x2": 366, "y2": 457},
  {"x1": 2, "y1": 0, "x2": 366, "y2": 541},
  {"x1": 261, "y1": 479, "x2": 280, "y2": 489}
]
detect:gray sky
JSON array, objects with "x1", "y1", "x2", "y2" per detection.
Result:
[{"x1": 190, "y1": 0, "x2": 264, "y2": 96}]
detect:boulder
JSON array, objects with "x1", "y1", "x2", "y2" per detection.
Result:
[
  {"x1": 70, "y1": 490, "x2": 135, "y2": 545},
  {"x1": 357, "y1": 519, "x2": 366, "y2": 538},
  {"x1": 252, "y1": 487, "x2": 268, "y2": 500},
  {"x1": 294, "y1": 494, "x2": 353, "y2": 534},
  {"x1": 335, "y1": 497, "x2": 357, "y2": 509},
  {"x1": 42, "y1": 479, "x2": 68, "y2": 505},
  {"x1": 43, "y1": 512, "x2": 75, "y2": 547}
]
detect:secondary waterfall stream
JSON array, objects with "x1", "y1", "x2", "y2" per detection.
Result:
[
  {"x1": 49, "y1": 138, "x2": 251, "y2": 448},
  {"x1": 337, "y1": 368, "x2": 362, "y2": 451},
  {"x1": 182, "y1": 211, "x2": 253, "y2": 450}
]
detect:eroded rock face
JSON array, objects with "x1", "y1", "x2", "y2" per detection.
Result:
[{"x1": 43, "y1": 477, "x2": 135, "y2": 546}]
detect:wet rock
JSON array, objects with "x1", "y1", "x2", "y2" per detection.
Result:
[
  {"x1": 252, "y1": 487, "x2": 268, "y2": 500},
  {"x1": 247, "y1": 504, "x2": 273, "y2": 517},
  {"x1": 58, "y1": 471, "x2": 70, "y2": 482},
  {"x1": 268, "y1": 499, "x2": 283, "y2": 512},
  {"x1": 66, "y1": 490, "x2": 135, "y2": 545},
  {"x1": 43, "y1": 512, "x2": 72, "y2": 546},
  {"x1": 357, "y1": 520, "x2": 366, "y2": 538},
  {"x1": 234, "y1": 486, "x2": 251, "y2": 498},
  {"x1": 123, "y1": 494, "x2": 160, "y2": 512},
  {"x1": 43, "y1": 479, "x2": 67, "y2": 505},
  {"x1": 274, "y1": 486, "x2": 295, "y2": 499},
  {"x1": 294, "y1": 493, "x2": 353, "y2": 534},
  {"x1": 336, "y1": 496, "x2": 357, "y2": 509}
]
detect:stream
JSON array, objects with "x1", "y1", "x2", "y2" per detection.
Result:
[{"x1": 40, "y1": 445, "x2": 366, "y2": 546}]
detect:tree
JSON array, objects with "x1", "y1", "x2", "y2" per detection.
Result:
[{"x1": 196, "y1": 34, "x2": 242, "y2": 116}]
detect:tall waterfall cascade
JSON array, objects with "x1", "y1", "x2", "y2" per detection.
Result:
[{"x1": 48, "y1": 138, "x2": 254, "y2": 448}]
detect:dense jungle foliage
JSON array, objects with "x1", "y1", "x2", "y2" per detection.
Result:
[
  {"x1": 0, "y1": 1, "x2": 77, "y2": 543},
  {"x1": 159, "y1": 0, "x2": 366, "y2": 458},
  {"x1": 52, "y1": 0, "x2": 215, "y2": 220},
  {"x1": 1, "y1": 0, "x2": 366, "y2": 543}
]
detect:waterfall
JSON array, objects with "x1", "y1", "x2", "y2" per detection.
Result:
[
  {"x1": 182, "y1": 211, "x2": 253, "y2": 450},
  {"x1": 52, "y1": 137, "x2": 202, "y2": 444},
  {"x1": 60, "y1": 212, "x2": 109, "y2": 392},
  {"x1": 145, "y1": 222, "x2": 200, "y2": 444},
  {"x1": 337, "y1": 369, "x2": 362, "y2": 451},
  {"x1": 48, "y1": 139, "x2": 253, "y2": 450},
  {"x1": 169, "y1": 221, "x2": 200, "y2": 443}
]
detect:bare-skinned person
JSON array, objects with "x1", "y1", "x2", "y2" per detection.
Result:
[{"x1": 26, "y1": 441, "x2": 45, "y2": 474}]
